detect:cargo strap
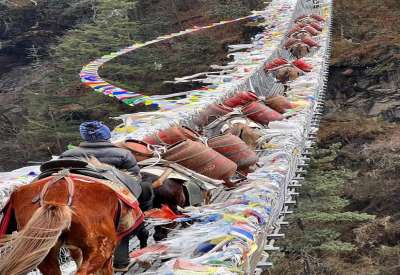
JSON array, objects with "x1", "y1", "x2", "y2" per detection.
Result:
[{"x1": 32, "y1": 169, "x2": 75, "y2": 207}]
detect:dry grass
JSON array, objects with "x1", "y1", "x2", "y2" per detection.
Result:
[
  {"x1": 363, "y1": 127, "x2": 400, "y2": 154},
  {"x1": 317, "y1": 116, "x2": 386, "y2": 144},
  {"x1": 354, "y1": 217, "x2": 400, "y2": 249},
  {"x1": 331, "y1": 0, "x2": 400, "y2": 65}
]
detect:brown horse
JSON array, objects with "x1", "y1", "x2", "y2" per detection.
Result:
[
  {"x1": 141, "y1": 171, "x2": 186, "y2": 213},
  {"x1": 84, "y1": 157, "x2": 191, "y2": 243},
  {"x1": 288, "y1": 42, "x2": 310, "y2": 59},
  {"x1": 225, "y1": 122, "x2": 263, "y2": 150},
  {"x1": 115, "y1": 140, "x2": 194, "y2": 213},
  {"x1": 290, "y1": 30, "x2": 313, "y2": 40},
  {"x1": 0, "y1": 172, "x2": 142, "y2": 275},
  {"x1": 274, "y1": 65, "x2": 303, "y2": 84},
  {"x1": 141, "y1": 167, "x2": 217, "y2": 241},
  {"x1": 141, "y1": 171, "x2": 187, "y2": 242}
]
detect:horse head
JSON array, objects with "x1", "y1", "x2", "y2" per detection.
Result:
[
  {"x1": 225, "y1": 122, "x2": 262, "y2": 150},
  {"x1": 275, "y1": 66, "x2": 303, "y2": 84}
]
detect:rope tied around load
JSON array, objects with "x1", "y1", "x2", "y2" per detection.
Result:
[{"x1": 31, "y1": 169, "x2": 75, "y2": 207}]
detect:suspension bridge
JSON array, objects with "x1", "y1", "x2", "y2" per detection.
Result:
[{"x1": 0, "y1": 0, "x2": 332, "y2": 273}]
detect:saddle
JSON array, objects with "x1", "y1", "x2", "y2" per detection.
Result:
[
  {"x1": 38, "y1": 159, "x2": 142, "y2": 198},
  {"x1": 116, "y1": 139, "x2": 153, "y2": 162},
  {"x1": 139, "y1": 159, "x2": 222, "y2": 205},
  {"x1": 204, "y1": 112, "x2": 262, "y2": 137}
]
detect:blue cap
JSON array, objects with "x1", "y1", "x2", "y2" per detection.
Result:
[{"x1": 79, "y1": 121, "x2": 111, "y2": 142}]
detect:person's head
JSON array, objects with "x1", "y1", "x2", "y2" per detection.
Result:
[{"x1": 79, "y1": 121, "x2": 111, "y2": 142}]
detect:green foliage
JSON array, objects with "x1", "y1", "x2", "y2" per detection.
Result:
[
  {"x1": 286, "y1": 229, "x2": 341, "y2": 252},
  {"x1": 52, "y1": 0, "x2": 139, "y2": 83},
  {"x1": 311, "y1": 142, "x2": 342, "y2": 164},
  {"x1": 100, "y1": 35, "x2": 222, "y2": 94},
  {"x1": 0, "y1": 0, "x2": 94, "y2": 56},
  {"x1": 132, "y1": 0, "x2": 264, "y2": 41},
  {"x1": 275, "y1": 144, "x2": 376, "y2": 259},
  {"x1": 207, "y1": 0, "x2": 264, "y2": 20},
  {"x1": 315, "y1": 241, "x2": 356, "y2": 253},
  {"x1": 303, "y1": 229, "x2": 341, "y2": 247},
  {"x1": 296, "y1": 211, "x2": 375, "y2": 223},
  {"x1": 52, "y1": 0, "x2": 261, "y2": 92},
  {"x1": 365, "y1": 60, "x2": 397, "y2": 76},
  {"x1": 377, "y1": 245, "x2": 400, "y2": 262}
]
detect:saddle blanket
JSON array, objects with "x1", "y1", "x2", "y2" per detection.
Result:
[{"x1": 93, "y1": 174, "x2": 144, "y2": 239}]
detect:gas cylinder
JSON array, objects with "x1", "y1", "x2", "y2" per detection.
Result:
[
  {"x1": 304, "y1": 25, "x2": 319, "y2": 36},
  {"x1": 265, "y1": 95, "x2": 294, "y2": 114},
  {"x1": 163, "y1": 139, "x2": 237, "y2": 181},
  {"x1": 301, "y1": 37, "x2": 320, "y2": 47},
  {"x1": 292, "y1": 59, "x2": 313, "y2": 72},
  {"x1": 207, "y1": 134, "x2": 258, "y2": 171},
  {"x1": 287, "y1": 25, "x2": 303, "y2": 37},
  {"x1": 284, "y1": 38, "x2": 300, "y2": 49},
  {"x1": 143, "y1": 126, "x2": 200, "y2": 145},
  {"x1": 309, "y1": 22, "x2": 323, "y2": 31},
  {"x1": 223, "y1": 91, "x2": 259, "y2": 107},
  {"x1": 310, "y1": 14, "x2": 325, "y2": 22},
  {"x1": 265, "y1": 58, "x2": 289, "y2": 71},
  {"x1": 295, "y1": 15, "x2": 308, "y2": 22},
  {"x1": 242, "y1": 101, "x2": 284, "y2": 125},
  {"x1": 193, "y1": 104, "x2": 233, "y2": 127}
]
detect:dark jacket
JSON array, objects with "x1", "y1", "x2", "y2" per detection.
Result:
[{"x1": 60, "y1": 141, "x2": 140, "y2": 175}]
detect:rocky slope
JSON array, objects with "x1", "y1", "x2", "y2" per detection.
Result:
[{"x1": 272, "y1": 0, "x2": 400, "y2": 273}]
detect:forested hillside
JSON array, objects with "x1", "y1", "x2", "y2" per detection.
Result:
[{"x1": 0, "y1": 0, "x2": 263, "y2": 170}]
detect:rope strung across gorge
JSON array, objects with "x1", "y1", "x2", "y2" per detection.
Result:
[
  {"x1": 79, "y1": 14, "x2": 260, "y2": 107},
  {"x1": 80, "y1": 0, "x2": 299, "y2": 141}
]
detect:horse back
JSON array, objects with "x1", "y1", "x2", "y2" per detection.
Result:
[{"x1": 10, "y1": 177, "x2": 120, "y2": 241}]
